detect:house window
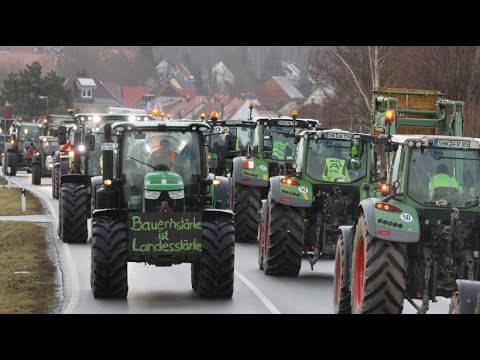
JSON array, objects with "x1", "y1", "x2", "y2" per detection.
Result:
[{"x1": 81, "y1": 89, "x2": 92, "y2": 98}]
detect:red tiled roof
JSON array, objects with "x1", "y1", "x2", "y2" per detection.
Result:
[
  {"x1": 121, "y1": 86, "x2": 151, "y2": 107},
  {"x1": 210, "y1": 94, "x2": 232, "y2": 107},
  {"x1": 176, "y1": 89, "x2": 197, "y2": 99}
]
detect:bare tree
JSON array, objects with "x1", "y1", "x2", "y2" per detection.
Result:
[{"x1": 308, "y1": 46, "x2": 396, "y2": 132}]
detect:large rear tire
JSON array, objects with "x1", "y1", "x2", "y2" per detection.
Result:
[
  {"x1": 350, "y1": 214, "x2": 407, "y2": 314},
  {"x1": 233, "y1": 183, "x2": 262, "y2": 243},
  {"x1": 197, "y1": 218, "x2": 235, "y2": 298},
  {"x1": 51, "y1": 166, "x2": 57, "y2": 198},
  {"x1": 6, "y1": 152, "x2": 17, "y2": 176},
  {"x1": 263, "y1": 192, "x2": 304, "y2": 277},
  {"x1": 191, "y1": 263, "x2": 200, "y2": 291},
  {"x1": 60, "y1": 183, "x2": 88, "y2": 243},
  {"x1": 333, "y1": 235, "x2": 351, "y2": 314},
  {"x1": 91, "y1": 217, "x2": 128, "y2": 298},
  {"x1": 257, "y1": 200, "x2": 267, "y2": 270},
  {"x1": 32, "y1": 163, "x2": 42, "y2": 185}
]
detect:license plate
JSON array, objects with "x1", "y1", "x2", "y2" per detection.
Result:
[
  {"x1": 324, "y1": 132, "x2": 352, "y2": 140},
  {"x1": 101, "y1": 142, "x2": 116, "y2": 151},
  {"x1": 433, "y1": 139, "x2": 470, "y2": 149}
]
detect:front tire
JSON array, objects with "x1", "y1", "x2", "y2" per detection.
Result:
[
  {"x1": 32, "y1": 163, "x2": 42, "y2": 185},
  {"x1": 263, "y1": 192, "x2": 305, "y2": 277},
  {"x1": 91, "y1": 217, "x2": 128, "y2": 298},
  {"x1": 333, "y1": 236, "x2": 351, "y2": 313},
  {"x1": 233, "y1": 183, "x2": 262, "y2": 243},
  {"x1": 6, "y1": 152, "x2": 17, "y2": 176},
  {"x1": 197, "y1": 218, "x2": 235, "y2": 298},
  {"x1": 60, "y1": 183, "x2": 88, "y2": 243},
  {"x1": 350, "y1": 214, "x2": 407, "y2": 314}
]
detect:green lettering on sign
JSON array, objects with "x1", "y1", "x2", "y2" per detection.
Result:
[{"x1": 128, "y1": 212, "x2": 203, "y2": 254}]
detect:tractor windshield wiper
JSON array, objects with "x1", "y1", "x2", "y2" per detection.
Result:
[{"x1": 128, "y1": 156, "x2": 154, "y2": 169}]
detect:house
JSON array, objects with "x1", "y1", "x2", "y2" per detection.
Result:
[
  {"x1": 64, "y1": 76, "x2": 123, "y2": 113},
  {"x1": 210, "y1": 61, "x2": 235, "y2": 94},
  {"x1": 304, "y1": 87, "x2": 326, "y2": 105},
  {"x1": 282, "y1": 61, "x2": 301, "y2": 82},
  {"x1": 103, "y1": 82, "x2": 123, "y2": 104},
  {"x1": 257, "y1": 76, "x2": 305, "y2": 110},
  {"x1": 121, "y1": 86, "x2": 153, "y2": 108}
]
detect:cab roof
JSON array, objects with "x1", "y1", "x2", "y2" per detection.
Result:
[{"x1": 111, "y1": 120, "x2": 211, "y2": 131}]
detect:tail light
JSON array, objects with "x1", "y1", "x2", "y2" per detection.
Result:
[
  {"x1": 374, "y1": 183, "x2": 389, "y2": 196},
  {"x1": 375, "y1": 202, "x2": 401, "y2": 212},
  {"x1": 243, "y1": 160, "x2": 254, "y2": 170},
  {"x1": 281, "y1": 177, "x2": 299, "y2": 186}
]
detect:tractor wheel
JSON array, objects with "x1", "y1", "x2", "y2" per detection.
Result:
[
  {"x1": 257, "y1": 200, "x2": 267, "y2": 270},
  {"x1": 32, "y1": 163, "x2": 42, "y2": 185},
  {"x1": 333, "y1": 235, "x2": 351, "y2": 314},
  {"x1": 6, "y1": 152, "x2": 17, "y2": 176},
  {"x1": 263, "y1": 192, "x2": 305, "y2": 277},
  {"x1": 197, "y1": 217, "x2": 235, "y2": 298},
  {"x1": 51, "y1": 166, "x2": 56, "y2": 198},
  {"x1": 59, "y1": 183, "x2": 88, "y2": 243},
  {"x1": 191, "y1": 263, "x2": 200, "y2": 291},
  {"x1": 350, "y1": 214, "x2": 407, "y2": 314},
  {"x1": 91, "y1": 217, "x2": 128, "y2": 298},
  {"x1": 233, "y1": 183, "x2": 262, "y2": 243}
]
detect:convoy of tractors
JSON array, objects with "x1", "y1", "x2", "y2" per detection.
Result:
[{"x1": 2, "y1": 87, "x2": 480, "y2": 314}]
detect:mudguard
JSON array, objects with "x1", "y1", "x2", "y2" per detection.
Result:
[
  {"x1": 339, "y1": 225, "x2": 354, "y2": 285},
  {"x1": 269, "y1": 176, "x2": 313, "y2": 208},
  {"x1": 455, "y1": 279, "x2": 480, "y2": 314},
  {"x1": 90, "y1": 176, "x2": 104, "y2": 210},
  {"x1": 202, "y1": 208, "x2": 234, "y2": 222},
  {"x1": 92, "y1": 208, "x2": 128, "y2": 221},
  {"x1": 359, "y1": 197, "x2": 420, "y2": 243},
  {"x1": 214, "y1": 175, "x2": 230, "y2": 209},
  {"x1": 60, "y1": 174, "x2": 91, "y2": 187},
  {"x1": 31, "y1": 152, "x2": 41, "y2": 164},
  {"x1": 232, "y1": 156, "x2": 269, "y2": 187}
]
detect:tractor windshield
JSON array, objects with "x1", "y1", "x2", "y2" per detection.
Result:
[
  {"x1": 408, "y1": 147, "x2": 480, "y2": 208},
  {"x1": 17, "y1": 125, "x2": 41, "y2": 142},
  {"x1": 306, "y1": 139, "x2": 367, "y2": 183},
  {"x1": 40, "y1": 139, "x2": 59, "y2": 154},
  {"x1": 210, "y1": 125, "x2": 255, "y2": 151},
  {"x1": 122, "y1": 130, "x2": 202, "y2": 198},
  {"x1": 264, "y1": 125, "x2": 297, "y2": 160}
]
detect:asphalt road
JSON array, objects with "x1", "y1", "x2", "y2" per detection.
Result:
[{"x1": 3, "y1": 169, "x2": 451, "y2": 314}]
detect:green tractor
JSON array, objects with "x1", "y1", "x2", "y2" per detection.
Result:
[
  {"x1": 31, "y1": 136, "x2": 59, "y2": 185},
  {"x1": 230, "y1": 114, "x2": 322, "y2": 243},
  {"x1": 333, "y1": 88, "x2": 480, "y2": 314},
  {"x1": 4, "y1": 120, "x2": 42, "y2": 176},
  {"x1": 258, "y1": 129, "x2": 388, "y2": 277},
  {"x1": 89, "y1": 120, "x2": 235, "y2": 298},
  {"x1": 336, "y1": 134, "x2": 480, "y2": 314},
  {"x1": 207, "y1": 118, "x2": 256, "y2": 177},
  {"x1": 55, "y1": 112, "x2": 156, "y2": 243}
]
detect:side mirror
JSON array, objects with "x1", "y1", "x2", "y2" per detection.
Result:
[
  {"x1": 58, "y1": 126, "x2": 67, "y2": 145},
  {"x1": 85, "y1": 133, "x2": 96, "y2": 151},
  {"x1": 208, "y1": 152, "x2": 218, "y2": 169},
  {"x1": 263, "y1": 135, "x2": 273, "y2": 156},
  {"x1": 379, "y1": 170, "x2": 388, "y2": 181},
  {"x1": 253, "y1": 145, "x2": 259, "y2": 154},
  {"x1": 53, "y1": 129, "x2": 59, "y2": 137},
  {"x1": 225, "y1": 134, "x2": 237, "y2": 152}
]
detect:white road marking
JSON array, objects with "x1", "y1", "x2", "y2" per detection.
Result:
[
  {"x1": 234, "y1": 269, "x2": 281, "y2": 314},
  {"x1": 8, "y1": 175, "x2": 80, "y2": 314}
]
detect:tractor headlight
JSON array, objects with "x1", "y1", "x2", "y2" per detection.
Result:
[
  {"x1": 144, "y1": 190, "x2": 161, "y2": 200},
  {"x1": 168, "y1": 190, "x2": 184, "y2": 199},
  {"x1": 48, "y1": 163, "x2": 53, "y2": 169}
]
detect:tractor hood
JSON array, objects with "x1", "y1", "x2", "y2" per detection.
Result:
[{"x1": 144, "y1": 171, "x2": 184, "y2": 191}]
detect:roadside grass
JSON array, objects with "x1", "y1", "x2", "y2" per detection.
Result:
[
  {"x1": 0, "y1": 222, "x2": 55, "y2": 313},
  {"x1": 0, "y1": 186, "x2": 44, "y2": 216}
]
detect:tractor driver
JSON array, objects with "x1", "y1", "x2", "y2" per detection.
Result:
[
  {"x1": 148, "y1": 137, "x2": 177, "y2": 171},
  {"x1": 322, "y1": 145, "x2": 350, "y2": 183}
]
